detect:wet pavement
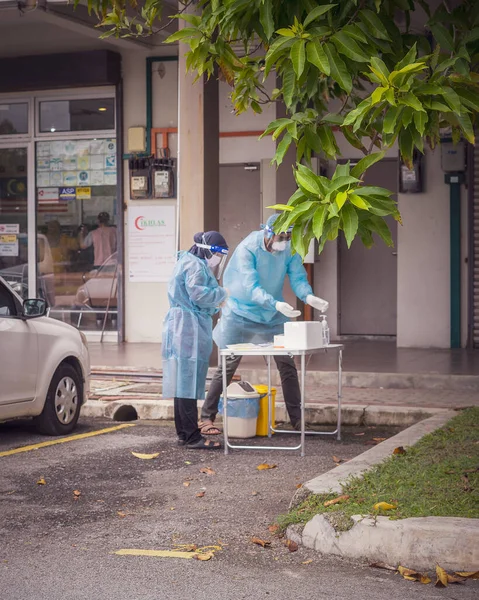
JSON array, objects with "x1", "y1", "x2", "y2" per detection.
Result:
[{"x1": 0, "y1": 417, "x2": 477, "y2": 600}]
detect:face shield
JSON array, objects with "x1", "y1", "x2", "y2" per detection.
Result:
[
  {"x1": 195, "y1": 238, "x2": 229, "y2": 280},
  {"x1": 263, "y1": 225, "x2": 292, "y2": 253}
]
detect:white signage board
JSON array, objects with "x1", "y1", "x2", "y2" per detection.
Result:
[{"x1": 128, "y1": 205, "x2": 176, "y2": 282}]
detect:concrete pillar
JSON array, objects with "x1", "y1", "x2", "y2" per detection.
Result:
[{"x1": 177, "y1": 38, "x2": 219, "y2": 248}]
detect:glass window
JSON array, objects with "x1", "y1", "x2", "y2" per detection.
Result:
[
  {"x1": 39, "y1": 98, "x2": 115, "y2": 133},
  {"x1": 0, "y1": 103, "x2": 28, "y2": 135},
  {"x1": 35, "y1": 138, "x2": 118, "y2": 332}
]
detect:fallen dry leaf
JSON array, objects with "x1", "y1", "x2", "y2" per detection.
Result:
[
  {"x1": 131, "y1": 451, "x2": 160, "y2": 460},
  {"x1": 257, "y1": 463, "x2": 277, "y2": 471},
  {"x1": 284, "y1": 539, "x2": 298, "y2": 553},
  {"x1": 73, "y1": 490, "x2": 81, "y2": 498},
  {"x1": 200, "y1": 467, "x2": 216, "y2": 476},
  {"x1": 393, "y1": 446, "x2": 406, "y2": 455},
  {"x1": 36, "y1": 478, "x2": 46, "y2": 485},
  {"x1": 354, "y1": 432, "x2": 365, "y2": 436},
  {"x1": 185, "y1": 461, "x2": 192, "y2": 465},
  {"x1": 194, "y1": 552, "x2": 213, "y2": 561},
  {"x1": 268, "y1": 525, "x2": 280, "y2": 535},
  {"x1": 117, "y1": 510, "x2": 128, "y2": 518},
  {"x1": 332, "y1": 456, "x2": 343, "y2": 464},
  {"x1": 370, "y1": 562, "x2": 397, "y2": 572},
  {"x1": 373, "y1": 501, "x2": 396, "y2": 511},
  {"x1": 324, "y1": 494, "x2": 350, "y2": 507},
  {"x1": 420, "y1": 574, "x2": 432, "y2": 585},
  {"x1": 373, "y1": 437, "x2": 387, "y2": 443},
  {"x1": 447, "y1": 573, "x2": 466, "y2": 584},
  {"x1": 183, "y1": 482, "x2": 191, "y2": 487},
  {"x1": 398, "y1": 566, "x2": 431, "y2": 584},
  {"x1": 251, "y1": 537, "x2": 271, "y2": 548},
  {"x1": 296, "y1": 483, "x2": 303, "y2": 489},
  {"x1": 435, "y1": 565, "x2": 449, "y2": 588},
  {"x1": 302, "y1": 559, "x2": 313, "y2": 565},
  {"x1": 456, "y1": 571, "x2": 479, "y2": 579},
  {"x1": 195, "y1": 491, "x2": 205, "y2": 498},
  {"x1": 251, "y1": 491, "x2": 259, "y2": 496}
]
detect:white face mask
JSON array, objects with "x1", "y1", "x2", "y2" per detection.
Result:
[
  {"x1": 207, "y1": 254, "x2": 222, "y2": 268},
  {"x1": 271, "y1": 241, "x2": 287, "y2": 252}
]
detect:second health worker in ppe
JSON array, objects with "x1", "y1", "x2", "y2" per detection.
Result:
[
  {"x1": 162, "y1": 231, "x2": 228, "y2": 449},
  {"x1": 198, "y1": 215, "x2": 328, "y2": 435}
]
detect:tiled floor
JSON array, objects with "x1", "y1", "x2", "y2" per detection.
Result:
[{"x1": 89, "y1": 339, "x2": 479, "y2": 375}]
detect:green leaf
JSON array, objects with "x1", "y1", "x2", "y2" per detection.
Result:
[
  {"x1": 165, "y1": 27, "x2": 199, "y2": 43},
  {"x1": 342, "y1": 99, "x2": 371, "y2": 127},
  {"x1": 259, "y1": 0, "x2": 274, "y2": 40},
  {"x1": 368, "y1": 216, "x2": 393, "y2": 247},
  {"x1": 371, "y1": 86, "x2": 387, "y2": 105},
  {"x1": 281, "y1": 67, "x2": 295, "y2": 107},
  {"x1": 264, "y1": 37, "x2": 295, "y2": 77},
  {"x1": 333, "y1": 163, "x2": 351, "y2": 179},
  {"x1": 287, "y1": 188, "x2": 308, "y2": 207},
  {"x1": 304, "y1": 4, "x2": 337, "y2": 28},
  {"x1": 456, "y1": 113, "x2": 475, "y2": 144},
  {"x1": 331, "y1": 31, "x2": 369, "y2": 63},
  {"x1": 370, "y1": 57, "x2": 390, "y2": 82},
  {"x1": 321, "y1": 113, "x2": 344, "y2": 125},
  {"x1": 395, "y1": 43, "x2": 417, "y2": 71},
  {"x1": 366, "y1": 196, "x2": 398, "y2": 217},
  {"x1": 295, "y1": 166, "x2": 322, "y2": 196},
  {"x1": 455, "y1": 87, "x2": 479, "y2": 112},
  {"x1": 341, "y1": 204, "x2": 359, "y2": 248},
  {"x1": 267, "y1": 203, "x2": 295, "y2": 212},
  {"x1": 383, "y1": 106, "x2": 401, "y2": 134},
  {"x1": 399, "y1": 128, "x2": 414, "y2": 168},
  {"x1": 351, "y1": 152, "x2": 386, "y2": 178},
  {"x1": 336, "y1": 191, "x2": 348, "y2": 210},
  {"x1": 341, "y1": 24, "x2": 368, "y2": 43},
  {"x1": 312, "y1": 204, "x2": 328, "y2": 239},
  {"x1": 359, "y1": 9, "x2": 391, "y2": 41},
  {"x1": 317, "y1": 125, "x2": 338, "y2": 158},
  {"x1": 276, "y1": 28, "x2": 295, "y2": 38},
  {"x1": 399, "y1": 92, "x2": 424, "y2": 112},
  {"x1": 349, "y1": 193, "x2": 370, "y2": 210},
  {"x1": 291, "y1": 39, "x2": 306, "y2": 77},
  {"x1": 261, "y1": 117, "x2": 292, "y2": 138},
  {"x1": 402, "y1": 106, "x2": 414, "y2": 128},
  {"x1": 306, "y1": 40, "x2": 330, "y2": 75},
  {"x1": 354, "y1": 186, "x2": 392, "y2": 197},
  {"x1": 413, "y1": 111, "x2": 428, "y2": 136},
  {"x1": 304, "y1": 126, "x2": 322, "y2": 154},
  {"x1": 324, "y1": 43, "x2": 352, "y2": 93},
  {"x1": 274, "y1": 132, "x2": 293, "y2": 165},
  {"x1": 441, "y1": 87, "x2": 462, "y2": 113},
  {"x1": 430, "y1": 23, "x2": 454, "y2": 52},
  {"x1": 283, "y1": 201, "x2": 317, "y2": 230}
]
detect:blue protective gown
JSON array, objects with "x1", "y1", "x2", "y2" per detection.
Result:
[
  {"x1": 213, "y1": 230, "x2": 313, "y2": 348},
  {"x1": 162, "y1": 252, "x2": 227, "y2": 399}
]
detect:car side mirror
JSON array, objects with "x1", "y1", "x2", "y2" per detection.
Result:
[{"x1": 22, "y1": 298, "x2": 48, "y2": 319}]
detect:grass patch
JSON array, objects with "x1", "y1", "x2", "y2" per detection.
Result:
[{"x1": 279, "y1": 408, "x2": 479, "y2": 531}]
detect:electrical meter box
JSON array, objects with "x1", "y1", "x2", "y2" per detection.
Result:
[
  {"x1": 129, "y1": 158, "x2": 150, "y2": 200},
  {"x1": 441, "y1": 141, "x2": 465, "y2": 173}
]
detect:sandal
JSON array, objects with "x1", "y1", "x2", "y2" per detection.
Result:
[
  {"x1": 177, "y1": 437, "x2": 186, "y2": 446},
  {"x1": 198, "y1": 420, "x2": 222, "y2": 436},
  {"x1": 186, "y1": 437, "x2": 221, "y2": 450}
]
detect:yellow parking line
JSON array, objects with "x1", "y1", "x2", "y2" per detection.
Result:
[{"x1": 0, "y1": 423, "x2": 136, "y2": 457}]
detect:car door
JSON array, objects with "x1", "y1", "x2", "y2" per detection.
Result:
[{"x1": 0, "y1": 279, "x2": 38, "y2": 405}]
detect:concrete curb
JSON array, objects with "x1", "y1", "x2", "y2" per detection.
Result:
[
  {"x1": 81, "y1": 398, "x2": 447, "y2": 427},
  {"x1": 92, "y1": 365, "x2": 479, "y2": 392},
  {"x1": 286, "y1": 411, "x2": 479, "y2": 571}
]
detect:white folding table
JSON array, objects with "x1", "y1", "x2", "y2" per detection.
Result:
[{"x1": 220, "y1": 344, "x2": 344, "y2": 457}]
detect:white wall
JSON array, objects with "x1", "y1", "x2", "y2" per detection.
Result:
[{"x1": 397, "y1": 149, "x2": 450, "y2": 348}]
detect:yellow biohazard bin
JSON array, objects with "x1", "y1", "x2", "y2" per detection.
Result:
[{"x1": 253, "y1": 385, "x2": 276, "y2": 436}]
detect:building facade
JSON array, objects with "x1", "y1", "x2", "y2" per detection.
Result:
[{"x1": 0, "y1": 1, "x2": 476, "y2": 349}]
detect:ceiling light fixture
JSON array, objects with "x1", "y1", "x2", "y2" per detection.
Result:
[{"x1": 98, "y1": 107, "x2": 107, "y2": 112}]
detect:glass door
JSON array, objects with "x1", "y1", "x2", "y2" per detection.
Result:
[{"x1": 0, "y1": 145, "x2": 34, "y2": 298}]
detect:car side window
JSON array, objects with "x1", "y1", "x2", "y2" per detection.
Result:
[{"x1": 0, "y1": 284, "x2": 17, "y2": 317}]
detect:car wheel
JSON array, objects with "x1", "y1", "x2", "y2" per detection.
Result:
[{"x1": 33, "y1": 364, "x2": 83, "y2": 436}]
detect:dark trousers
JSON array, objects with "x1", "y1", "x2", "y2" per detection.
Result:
[
  {"x1": 174, "y1": 398, "x2": 202, "y2": 445},
  {"x1": 201, "y1": 355, "x2": 302, "y2": 427}
]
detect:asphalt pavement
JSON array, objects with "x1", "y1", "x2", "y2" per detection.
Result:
[{"x1": 0, "y1": 417, "x2": 477, "y2": 600}]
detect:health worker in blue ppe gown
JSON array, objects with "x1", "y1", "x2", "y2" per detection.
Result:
[
  {"x1": 162, "y1": 231, "x2": 229, "y2": 449},
  {"x1": 198, "y1": 215, "x2": 329, "y2": 436}
]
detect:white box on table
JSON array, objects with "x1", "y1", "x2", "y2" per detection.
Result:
[{"x1": 283, "y1": 321, "x2": 323, "y2": 350}]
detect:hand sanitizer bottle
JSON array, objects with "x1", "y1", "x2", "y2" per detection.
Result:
[{"x1": 321, "y1": 315, "x2": 330, "y2": 347}]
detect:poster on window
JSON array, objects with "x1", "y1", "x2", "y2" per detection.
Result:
[
  {"x1": 35, "y1": 139, "x2": 117, "y2": 188},
  {"x1": 128, "y1": 205, "x2": 176, "y2": 283}
]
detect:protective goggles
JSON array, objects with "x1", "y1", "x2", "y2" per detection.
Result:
[{"x1": 264, "y1": 226, "x2": 293, "y2": 241}]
